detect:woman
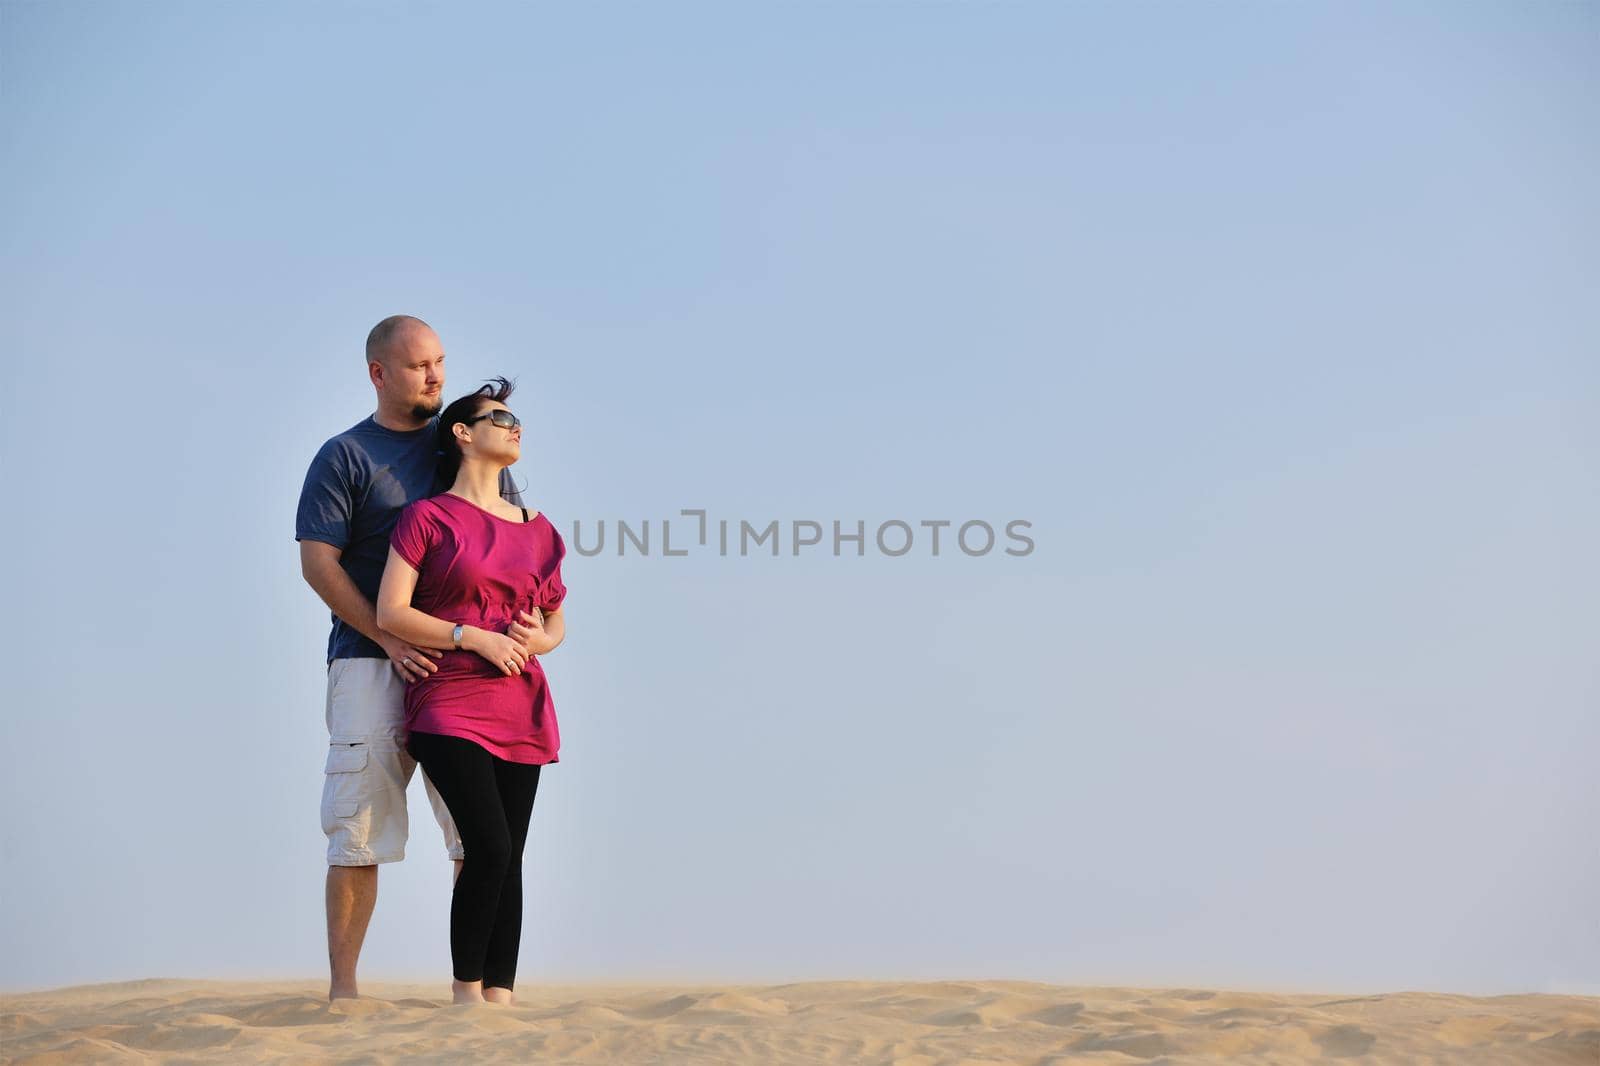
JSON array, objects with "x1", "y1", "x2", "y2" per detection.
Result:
[{"x1": 375, "y1": 376, "x2": 567, "y2": 1006}]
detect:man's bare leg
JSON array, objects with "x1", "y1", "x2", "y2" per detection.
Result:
[{"x1": 327, "y1": 864, "x2": 378, "y2": 1001}]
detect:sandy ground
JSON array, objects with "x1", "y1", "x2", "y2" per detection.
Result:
[{"x1": 2, "y1": 978, "x2": 1596, "y2": 1064}]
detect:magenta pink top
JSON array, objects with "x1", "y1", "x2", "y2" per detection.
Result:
[{"x1": 390, "y1": 492, "x2": 567, "y2": 765}]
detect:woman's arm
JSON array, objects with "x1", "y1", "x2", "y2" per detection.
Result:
[{"x1": 376, "y1": 546, "x2": 530, "y2": 676}]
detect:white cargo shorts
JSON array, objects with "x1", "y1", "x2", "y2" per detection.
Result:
[{"x1": 321, "y1": 656, "x2": 464, "y2": 865}]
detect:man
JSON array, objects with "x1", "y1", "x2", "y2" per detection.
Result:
[{"x1": 296, "y1": 315, "x2": 540, "y2": 1001}]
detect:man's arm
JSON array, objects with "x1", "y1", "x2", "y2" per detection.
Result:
[
  {"x1": 299, "y1": 539, "x2": 442, "y2": 682},
  {"x1": 533, "y1": 606, "x2": 565, "y2": 655}
]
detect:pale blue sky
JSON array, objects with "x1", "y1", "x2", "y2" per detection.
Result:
[{"x1": 1, "y1": 1, "x2": 1595, "y2": 995}]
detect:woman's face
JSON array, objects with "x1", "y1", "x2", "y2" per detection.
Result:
[{"x1": 460, "y1": 400, "x2": 522, "y2": 466}]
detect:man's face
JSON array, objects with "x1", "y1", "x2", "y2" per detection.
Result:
[{"x1": 374, "y1": 325, "x2": 446, "y2": 419}]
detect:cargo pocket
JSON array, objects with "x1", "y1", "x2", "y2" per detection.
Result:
[{"x1": 321, "y1": 738, "x2": 370, "y2": 829}]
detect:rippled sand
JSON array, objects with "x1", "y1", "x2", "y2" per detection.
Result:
[{"x1": 3, "y1": 978, "x2": 1596, "y2": 1063}]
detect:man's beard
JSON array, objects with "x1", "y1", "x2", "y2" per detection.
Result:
[{"x1": 411, "y1": 397, "x2": 444, "y2": 420}]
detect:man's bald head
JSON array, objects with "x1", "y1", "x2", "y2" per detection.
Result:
[
  {"x1": 365, "y1": 314, "x2": 436, "y2": 367},
  {"x1": 365, "y1": 314, "x2": 446, "y2": 425}
]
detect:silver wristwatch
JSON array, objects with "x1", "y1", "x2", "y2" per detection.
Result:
[{"x1": 452, "y1": 624, "x2": 464, "y2": 650}]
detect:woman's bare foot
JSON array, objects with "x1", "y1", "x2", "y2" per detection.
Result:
[
  {"x1": 452, "y1": 979, "x2": 486, "y2": 1004},
  {"x1": 483, "y1": 986, "x2": 514, "y2": 1005}
]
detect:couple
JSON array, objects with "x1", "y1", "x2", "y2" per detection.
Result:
[{"x1": 295, "y1": 314, "x2": 568, "y2": 1005}]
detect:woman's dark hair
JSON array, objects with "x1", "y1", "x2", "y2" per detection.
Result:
[{"x1": 435, "y1": 376, "x2": 516, "y2": 489}]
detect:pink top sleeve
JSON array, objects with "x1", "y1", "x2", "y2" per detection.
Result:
[
  {"x1": 537, "y1": 527, "x2": 568, "y2": 612},
  {"x1": 390, "y1": 500, "x2": 437, "y2": 570}
]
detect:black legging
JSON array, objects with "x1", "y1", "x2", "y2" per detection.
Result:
[{"x1": 406, "y1": 731, "x2": 542, "y2": 989}]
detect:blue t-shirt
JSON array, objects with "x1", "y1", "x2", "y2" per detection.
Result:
[{"x1": 295, "y1": 415, "x2": 523, "y2": 663}]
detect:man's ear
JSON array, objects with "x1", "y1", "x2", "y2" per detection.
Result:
[{"x1": 368, "y1": 360, "x2": 385, "y2": 388}]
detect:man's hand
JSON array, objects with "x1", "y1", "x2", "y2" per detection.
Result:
[
  {"x1": 376, "y1": 632, "x2": 444, "y2": 683},
  {"x1": 506, "y1": 609, "x2": 546, "y2": 656}
]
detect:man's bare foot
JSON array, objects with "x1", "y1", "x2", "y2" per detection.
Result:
[
  {"x1": 484, "y1": 986, "x2": 514, "y2": 1005},
  {"x1": 452, "y1": 979, "x2": 486, "y2": 1004},
  {"x1": 329, "y1": 984, "x2": 359, "y2": 1002}
]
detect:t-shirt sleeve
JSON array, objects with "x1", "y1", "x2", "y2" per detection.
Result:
[
  {"x1": 537, "y1": 526, "x2": 568, "y2": 612},
  {"x1": 295, "y1": 440, "x2": 354, "y2": 548},
  {"x1": 390, "y1": 501, "x2": 437, "y2": 570}
]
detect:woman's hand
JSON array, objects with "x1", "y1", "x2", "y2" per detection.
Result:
[
  {"x1": 507, "y1": 609, "x2": 553, "y2": 656},
  {"x1": 463, "y1": 626, "x2": 529, "y2": 676}
]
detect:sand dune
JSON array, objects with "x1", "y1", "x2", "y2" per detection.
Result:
[{"x1": 3, "y1": 978, "x2": 1596, "y2": 1063}]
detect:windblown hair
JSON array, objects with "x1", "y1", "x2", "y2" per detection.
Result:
[{"x1": 435, "y1": 377, "x2": 516, "y2": 489}]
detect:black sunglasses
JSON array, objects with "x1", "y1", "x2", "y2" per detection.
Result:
[{"x1": 465, "y1": 409, "x2": 521, "y2": 431}]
